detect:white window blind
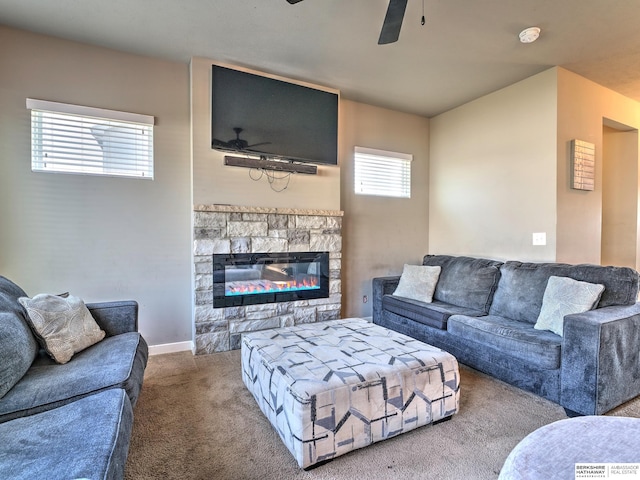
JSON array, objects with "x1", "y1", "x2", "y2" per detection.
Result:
[
  {"x1": 27, "y1": 98, "x2": 155, "y2": 179},
  {"x1": 354, "y1": 146, "x2": 412, "y2": 198}
]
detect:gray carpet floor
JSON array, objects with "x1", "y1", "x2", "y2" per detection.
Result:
[{"x1": 124, "y1": 349, "x2": 640, "y2": 480}]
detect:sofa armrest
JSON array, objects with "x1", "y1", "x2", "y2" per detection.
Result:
[
  {"x1": 561, "y1": 303, "x2": 640, "y2": 415},
  {"x1": 86, "y1": 300, "x2": 139, "y2": 336},
  {"x1": 372, "y1": 276, "x2": 401, "y2": 323}
]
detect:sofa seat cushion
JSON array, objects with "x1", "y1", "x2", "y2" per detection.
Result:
[
  {"x1": 383, "y1": 295, "x2": 486, "y2": 329},
  {"x1": 490, "y1": 261, "x2": 640, "y2": 324},
  {"x1": 423, "y1": 255, "x2": 503, "y2": 313},
  {"x1": 447, "y1": 314, "x2": 562, "y2": 370},
  {"x1": 0, "y1": 331, "x2": 147, "y2": 423},
  {"x1": 0, "y1": 388, "x2": 133, "y2": 480}
]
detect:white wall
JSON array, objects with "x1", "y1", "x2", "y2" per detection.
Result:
[
  {"x1": 0, "y1": 26, "x2": 193, "y2": 347},
  {"x1": 429, "y1": 68, "x2": 558, "y2": 262}
]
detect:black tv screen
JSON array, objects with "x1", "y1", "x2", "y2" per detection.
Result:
[{"x1": 211, "y1": 64, "x2": 338, "y2": 166}]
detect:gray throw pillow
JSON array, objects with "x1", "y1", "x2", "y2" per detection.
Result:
[
  {"x1": 18, "y1": 294, "x2": 105, "y2": 364},
  {"x1": 393, "y1": 265, "x2": 441, "y2": 303},
  {"x1": 534, "y1": 276, "x2": 605, "y2": 336}
]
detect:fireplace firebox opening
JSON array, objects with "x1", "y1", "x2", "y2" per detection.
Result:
[{"x1": 213, "y1": 251, "x2": 330, "y2": 308}]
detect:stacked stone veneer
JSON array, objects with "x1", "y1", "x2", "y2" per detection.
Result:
[{"x1": 193, "y1": 204, "x2": 343, "y2": 354}]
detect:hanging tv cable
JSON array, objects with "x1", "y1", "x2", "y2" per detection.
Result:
[{"x1": 248, "y1": 167, "x2": 292, "y2": 192}]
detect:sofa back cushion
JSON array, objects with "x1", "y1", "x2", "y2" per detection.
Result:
[
  {"x1": 0, "y1": 276, "x2": 30, "y2": 316},
  {"x1": 489, "y1": 261, "x2": 640, "y2": 324},
  {"x1": 0, "y1": 276, "x2": 38, "y2": 398},
  {"x1": 422, "y1": 255, "x2": 503, "y2": 313}
]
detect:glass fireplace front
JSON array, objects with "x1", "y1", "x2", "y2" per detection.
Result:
[{"x1": 212, "y1": 251, "x2": 329, "y2": 308}]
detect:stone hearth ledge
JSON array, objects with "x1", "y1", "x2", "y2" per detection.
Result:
[{"x1": 194, "y1": 204, "x2": 344, "y2": 217}]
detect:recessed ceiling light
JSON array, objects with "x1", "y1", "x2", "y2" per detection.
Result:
[{"x1": 519, "y1": 27, "x2": 541, "y2": 44}]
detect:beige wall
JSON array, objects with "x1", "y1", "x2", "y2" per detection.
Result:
[
  {"x1": 190, "y1": 57, "x2": 341, "y2": 210},
  {"x1": 340, "y1": 100, "x2": 430, "y2": 317},
  {"x1": 556, "y1": 68, "x2": 640, "y2": 265},
  {"x1": 429, "y1": 69, "x2": 558, "y2": 262},
  {"x1": 7, "y1": 27, "x2": 640, "y2": 349},
  {"x1": 0, "y1": 33, "x2": 429, "y2": 346},
  {"x1": 602, "y1": 126, "x2": 638, "y2": 267},
  {"x1": 0, "y1": 26, "x2": 193, "y2": 347},
  {"x1": 429, "y1": 67, "x2": 640, "y2": 266}
]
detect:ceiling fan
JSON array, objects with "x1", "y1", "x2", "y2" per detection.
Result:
[
  {"x1": 212, "y1": 127, "x2": 271, "y2": 152},
  {"x1": 286, "y1": 0, "x2": 409, "y2": 45}
]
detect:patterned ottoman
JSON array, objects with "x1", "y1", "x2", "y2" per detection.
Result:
[{"x1": 241, "y1": 318, "x2": 459, "y2": 469}]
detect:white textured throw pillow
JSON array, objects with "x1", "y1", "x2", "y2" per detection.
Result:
[
  {"x1": 393, "y1": 265, "x2": 441, "y2": 303},
  {"x1": 534, "y1": 276, "x2": 605, "y2": 337},
  {"x1": 18, "y1": 294, "x2": 105, "y2": 364}
]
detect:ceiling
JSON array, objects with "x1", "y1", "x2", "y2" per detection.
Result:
[{"x1": 2, "y1": 0, "x2": 640, "y2": 117}]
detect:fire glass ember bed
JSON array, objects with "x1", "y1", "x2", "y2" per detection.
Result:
[{"x1": 213, "y1": 251, "x2": 330, "y2": 308}]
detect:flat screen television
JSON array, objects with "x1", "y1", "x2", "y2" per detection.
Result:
[{"x1": 211, "y1": 64, "x2": 338, "y2": 166}]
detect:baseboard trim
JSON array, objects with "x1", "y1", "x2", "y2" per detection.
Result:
[{"x1": 148, "y1": 341, "x2": 195, "y2": 356}]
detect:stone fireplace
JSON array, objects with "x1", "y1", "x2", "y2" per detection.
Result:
[{"x1": 193, "y1": 205, "x2": 343, "y2": 354}]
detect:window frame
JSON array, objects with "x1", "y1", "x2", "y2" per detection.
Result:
[
  {"x1": 27, "y1": 98, "x2": 155, "y2": 180},
  {"x1": 354, "y1": 146, "x2": 412, "y2": 198}
]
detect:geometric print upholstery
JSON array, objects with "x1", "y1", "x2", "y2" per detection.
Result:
[{"x1": 241, "y1": 318, "x2": 459, "y2": 468}]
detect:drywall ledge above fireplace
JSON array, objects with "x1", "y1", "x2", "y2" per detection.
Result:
[{"x1": 193, "y1": 204, "x2": 343, "y2": 354}]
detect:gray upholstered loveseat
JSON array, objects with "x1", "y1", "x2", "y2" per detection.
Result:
[
  {"x1": 0, "y1": 275, "x2": 148, "y2": 479},
  {"x1": 373, "y1": 254, "x2": 640, "y2": 416}
]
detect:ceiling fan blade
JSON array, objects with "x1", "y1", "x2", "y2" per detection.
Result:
[
  {"x1": 286, "y1": 0, "x2": 304, "y2": 4},
  {"x1": 378, "y1": 0, "x2": 408, "y2": 45}
]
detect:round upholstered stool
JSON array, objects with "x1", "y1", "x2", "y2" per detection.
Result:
[{"x1": 499, "y1": 416, "x2": 640, "y2": 480}]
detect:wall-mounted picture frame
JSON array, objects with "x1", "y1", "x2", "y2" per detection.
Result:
[{"x1": 571, "y1": 139, "x2": 595, "y2": 191}]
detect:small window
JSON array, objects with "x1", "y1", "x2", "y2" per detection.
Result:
[
  {"x1": 354, "y1": 146, "x2": 412, "y2": 198},
  {"x1": 27, "y1": 98, "x2": 154, "y2": 179}
]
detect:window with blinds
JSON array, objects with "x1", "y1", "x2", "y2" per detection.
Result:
[
  {"x1": 354, "y1": 146, "x2": 412, "y2": 198},
  {"x1": 27, "y1": 99, "x2": 155, "y2": 179}
]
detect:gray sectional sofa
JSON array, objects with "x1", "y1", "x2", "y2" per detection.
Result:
[
  {"x1": 373, "y1": 254, "x2": 640, "y2": 416},
  {"x1": 0, "y1": 275, "x2": 148, "y2": 479}
]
